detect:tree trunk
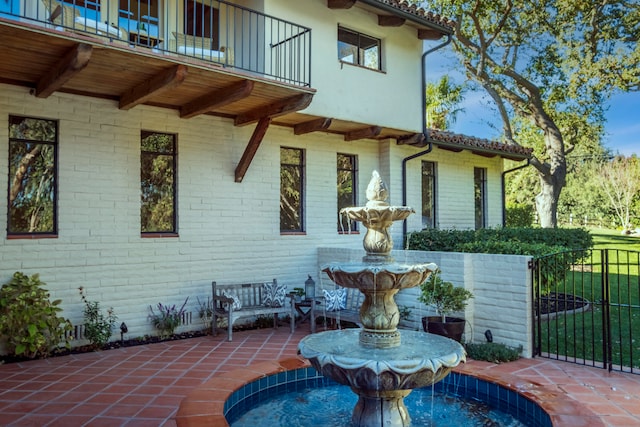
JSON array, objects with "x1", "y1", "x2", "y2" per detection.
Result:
[{"x1": 532, "y1": 124, "x2": 566, "y2": 228}]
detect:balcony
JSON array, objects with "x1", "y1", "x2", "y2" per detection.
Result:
[{"x1": 1, "y1": 1, "x2": 313, "y2": 118}]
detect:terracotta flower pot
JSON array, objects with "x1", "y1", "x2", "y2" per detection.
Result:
[{"x1": 421, "y1": 316, "x2": 466, "y2": 342}]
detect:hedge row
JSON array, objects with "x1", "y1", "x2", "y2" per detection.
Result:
[{"x1": 406, "y1": 227, "x2": 593, "y2": 255}]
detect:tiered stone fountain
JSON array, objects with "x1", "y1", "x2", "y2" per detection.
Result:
[{"x1": 298, "y1": 171, "x2": 465, "y2": 427}]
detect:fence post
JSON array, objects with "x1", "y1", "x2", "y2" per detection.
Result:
[{"x1": 601, "y1": 249, "x2": 612, "y2": 371}]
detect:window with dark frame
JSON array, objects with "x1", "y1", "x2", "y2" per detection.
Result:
[
  {"x1": 338, "y1": 26, "x2": 381, "y2": 71},
  {"x1": 280, "y1": 147, "x2": 304, "y2": 233},
  {"x1": 7, "y1": 116, "x2": 58, "y2": 236},
  {"x1": 337, "y1": 153, "x2": 357, "y2": 233},
  {"x1": 184, "y1": 0, "x2": 220, "y2": 49},
  {"x1": 421, "y1": 161, "x2": 437, "y2": 229},
  {"x1": 141, "y1": 131, "x2": 177, "y2": 234},
  {"x1": 474, "y1": 167, "x2": 487, "y2": 229}
]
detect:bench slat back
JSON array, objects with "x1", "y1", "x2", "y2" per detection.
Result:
[
  {"x1": 213, "y1": 279, "x2": 277, "y2": 308},
  {"x1": 344, "y1": 288, "x2": 363, "y2": 311}
]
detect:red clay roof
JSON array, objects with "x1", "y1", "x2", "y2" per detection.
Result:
[
  {"x1": 369, "y1": 0, "x2": 455, "y2": 31},
  {"x1": 427, "y1": 129, "x2": 533, "y2": 160}
]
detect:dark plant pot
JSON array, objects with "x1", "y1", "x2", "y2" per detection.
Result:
[{"x1": 422, "y1": 316, "x2": 466, "y2": 342}]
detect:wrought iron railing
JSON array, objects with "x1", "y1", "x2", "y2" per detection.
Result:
[{"x1": 3, "y1": 0, "x2": 312, "y2": 87}]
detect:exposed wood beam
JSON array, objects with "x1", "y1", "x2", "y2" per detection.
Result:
[
  {"x1": 418, "y1": 29, "x2": 444, "y2": 40},
  {"x1": 378, "y1": 15, "x2": 405, "y2": 27},
  {"x1": 235, "y1": 117, "x2": 271, "y2": 183},
  {"x1": 474, "y1": 152, "x2": 497, "y2": 158},
  {"x1": 180, "y1": 80, "x2": 254, "y2": 119},
  {"x1": 328, "y1": 0, "x2": 356, "y2": 9},
  {"x1": 234, "y1": 93, "x2": 313, "y2": 126},
  {"x1": 35, "y1": 43, "x2": 92, "y2": 98},
  {"x1": 119, "y1": 65, "x2": 187, "y2": 110},
  {"x1": 396, "y1": 133, "x2": 426, "y2": 146},
  {"x1": 294, "y1": 117, "x2": 332, "y2": 135},
  {"x1": 344, "y1": 126, "x2": 382, "y2": 141}
]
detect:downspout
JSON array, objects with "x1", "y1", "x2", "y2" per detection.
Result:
[
  {"x1": 402, "y1": 33, "x2": 452, "y2": 237},
  {"x1": 501, "y1": 159, "x2": 530, "y2": 226}
]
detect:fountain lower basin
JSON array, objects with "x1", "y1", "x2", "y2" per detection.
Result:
[{"x1": 299, "y1": 329, "x2": 465, "y2": 426}]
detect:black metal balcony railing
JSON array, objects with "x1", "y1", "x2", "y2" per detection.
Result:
[{"x1": 3, "y1": 0, "x2": 311, "y2": 87}]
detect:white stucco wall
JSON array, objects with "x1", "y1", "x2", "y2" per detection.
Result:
[
  {"x1": 0, "y1": 90, "x2": 506, "y2": 349},
  {"x1": 265, "y1": 0, "x2": 424, "y2": 132},
  {"x1": 318, "y1": 247, "x2": 534, "y2": 357}
]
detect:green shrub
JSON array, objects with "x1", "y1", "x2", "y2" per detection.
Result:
[
  {"x1": 149, "y1": 298, "x2": 188, "y2": 339},
  {"x1": 79, "y1": 287, "x2": 117, "y2": 349},
  {"x1": 464, "y1": 342, "x2": 522, "y2": 363},
  {"x1": 0, "y1": 272, "x2": 72, "y2": 358},
  {"x1": 505, "y1": 203, "x2": 534, "y2": 227},
  {"x1": 406, "y1": 227, "x2": 593, "y2": 294}
]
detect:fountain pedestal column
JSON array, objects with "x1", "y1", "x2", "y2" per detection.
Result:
[{"x1": 352, "y1": 389, "x2": 411, "y2": 427}]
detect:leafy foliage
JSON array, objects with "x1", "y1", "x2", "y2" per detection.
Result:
[
  {"x1": 149, "y1": 298, "x2": 189, "y2": 338},
  {"x1": 426, "y1": 75, "x2": 466, "y2": 130},
  {"x1": 0, "y1": 272, "x2": 72, "y2": 358},
  {"x1": 418, "y1": 269, "x2": 473, "y2": 322},
  {"x1": 280, "y1": 147, "x2": 303, "y2": 231},
  {"x1": 8, "y1": 117, "x2": 56, "y2": 233},
  {"x1": 407, "y1": 227, "x2": 593, "y2": 294},
  {"x1": 505, "y1": 202, "x2": 534, "y2": 227},
  {"x1": 141, "y1": 132, "x2": 175, "y2": 233},
  {"x1": 79, "y1": 287, "x2": 117, "y2": 349},
  {"x1": 464, "y1": 342, "x2": 522, "y2": 363}
]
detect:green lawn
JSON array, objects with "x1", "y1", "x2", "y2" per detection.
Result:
[{"x1": 538, "y1": 229, "x2": 640, "y2": 370}]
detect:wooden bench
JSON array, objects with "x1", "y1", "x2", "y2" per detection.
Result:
[
  {"x1": 310, "y1": 287, "x2": 364, "y2": 333},
  {"x1": 212, "y1": 279, "x2": 294, "y2": 341}
]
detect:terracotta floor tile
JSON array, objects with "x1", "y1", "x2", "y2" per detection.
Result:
[{"x1": 0, "y1": 328, "x2": 639, "y2": 426}]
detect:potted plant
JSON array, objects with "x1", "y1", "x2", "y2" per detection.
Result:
[
  {"x1": 418, "y1": 269, "x2": 473, "y2": 342},
  {"x1": 291, "y1": 287, "x2": 305, "y2": 302}
]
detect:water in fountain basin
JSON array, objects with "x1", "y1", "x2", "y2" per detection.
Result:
[{"x1": 230, "y1": 384, "x2": 526, "y2": 427}]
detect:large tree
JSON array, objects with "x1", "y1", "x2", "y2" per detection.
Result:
[
  {"x1": 423, "y1": 0, "x2": 639, "y2": 227},
  {"x1": 599, "y1": 155, "x2": 640, "y2": 231}
]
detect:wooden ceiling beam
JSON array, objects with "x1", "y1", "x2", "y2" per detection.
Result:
[
  {"x1": 328, "y1": 0, "x2": 356, "y2": 9},
  {"x1": 344, "y1": 126, "x2": 382, "y2": 141},
  {"x1": 180, "y1": 80, "x2": 254, "y2": 119},
  {"x1": 396, "y1": 133, "x2": 426, "y2": 146},
  {"x1": 119, "y1": 65, "x2": 187, "y2": 110},
  {"x1": 418, "y1": 29, "x2": 445, "y2": 40},
  {"x1": 35, "y1": 43, "x2": 92, "y2": 98},
  {"x1": 234, "y1": 93, "x2": 313, "y2": 126},
  {"x1": 294, "y1": 117, "x2": 332, "y2": 135},
  {"x1": 235, "y1": 117, "x2": 271, "y2": 183},
  {"x1": 378, "y1": 15, "x2": 405, "y2": 27}
]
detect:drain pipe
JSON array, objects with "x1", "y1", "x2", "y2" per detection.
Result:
[
  {"x1": 501, "y1": 159, "x2": 530, "y2": 226},
  {"x1": 402, "y1": 34, "x2": 452, "y2": 237}
]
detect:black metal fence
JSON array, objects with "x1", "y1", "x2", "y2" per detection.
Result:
[
  {"x1": 533, "y1": 249, "x2": 640, "y2": 374},
  {"x1": 4, "y1": 0, "x2": 312, "y2": 87}
]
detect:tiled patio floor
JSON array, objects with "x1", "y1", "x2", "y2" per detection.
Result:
[{"x1": 1, "y1": 327, "x2": 639, "y2": 426}]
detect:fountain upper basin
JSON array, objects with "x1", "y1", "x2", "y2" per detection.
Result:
[
  {"x1": 299, "y1": 329, "x2": 466, "y2": 392},
  {"x1": 322, "y1": 262, "x2": 437, "y2": 291}
]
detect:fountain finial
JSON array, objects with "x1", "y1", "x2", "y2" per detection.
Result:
[{"x1": 365, "y1": 170, "x2": 389, "y2": 207}]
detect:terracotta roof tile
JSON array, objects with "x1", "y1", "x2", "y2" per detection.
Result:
[
  {"x1": 370, "y1": 0, "x2": 455, "y2": 30},
  {"x1": 427, "y1": 129, "x2": 533, "y2": 159}
]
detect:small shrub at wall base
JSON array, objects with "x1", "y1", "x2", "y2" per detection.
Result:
[
  {"x1": 0, "y1": 272, "x2": 72, "y2": 359},
  {"x1": 149, "y1": 297, "x2": 189, "y2": 339},
  {"x1": 464, "y1": 342, "x2": 523, "y2": 363},
  {"x1": 79, "y1": 287, "x2": 117, "y2": 349}
]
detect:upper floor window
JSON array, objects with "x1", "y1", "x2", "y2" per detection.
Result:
[
  {"x1": 141, "y1": 131, "x2": 177, "y2": 234},
  {"x1": 8, "y1": 116, "x2": 58, "y2": 236},
  {"x1": 337, "y1": 153, "x2": 357, "y2": 233},
  {"x1": 118, "y1": 0, "x2": 159, "y2": 37},
  {"x1": 422, "y1": 161, "x2": 437, "y2": 229},
  {"x1": 338, "y1": 26, "x2": 381, "y2": 71},
  {"x1": 474, "y1": 167, "x2": 487, "y2": 229},
  {"x1": 184, "y1": 0, "x2": 220, "y2": 49},
  {"x1": 280, "y1": 147, "x2": 304, "y2": 233}
]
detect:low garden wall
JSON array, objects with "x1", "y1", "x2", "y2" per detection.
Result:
[{"x1": 317, "y1": 248, "x2": 534, "y2": 357}]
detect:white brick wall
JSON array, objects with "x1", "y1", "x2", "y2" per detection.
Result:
[
  {"x1": 318, "y1": 247, "x2": 533, "y2": 357},
  {"x1": 0, "y1": 84, "x2": 511, "y2": 349}
]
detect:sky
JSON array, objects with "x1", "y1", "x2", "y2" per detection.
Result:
[{"x1": 425, "y1": 46, "x2": 639, "y2": 157}]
